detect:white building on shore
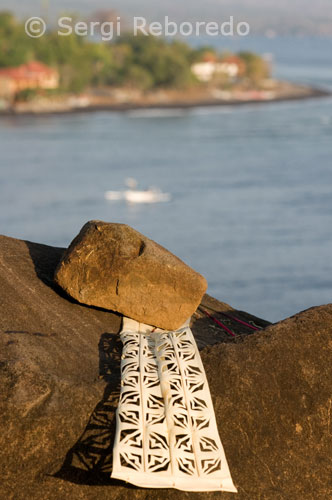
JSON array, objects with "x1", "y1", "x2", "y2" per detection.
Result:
[{"x1": 192, "y1": 54, "x2": 245, "y2": 83}]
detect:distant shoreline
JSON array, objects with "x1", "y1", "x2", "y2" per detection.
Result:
[{"x1": 0, "y1": 84, "x2": 330, "y2": 118}]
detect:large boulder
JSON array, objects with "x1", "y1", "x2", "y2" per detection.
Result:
[
  {"x1": 1, "y1": 234, "x2": 331, "y2": 500},
  {"x1": 54, "y1": 221, "x2": 208, "y2": 330}
]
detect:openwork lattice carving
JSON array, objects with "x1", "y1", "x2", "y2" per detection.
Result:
[{"x1": 112, "y1": 318, "x2": 237, "y2": 492}]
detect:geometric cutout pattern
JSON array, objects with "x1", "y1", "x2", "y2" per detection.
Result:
[{"x1": 111, "y1": 318, "x2": 237, "y2": 492}]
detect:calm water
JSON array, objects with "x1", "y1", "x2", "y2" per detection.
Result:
[{"x1": 1, "y1": 36, "x2": 332, "y2": 322}]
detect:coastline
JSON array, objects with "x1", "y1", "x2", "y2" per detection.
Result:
[{"x1": 0, "y1": 82, "x2": 330, "y2": 117}]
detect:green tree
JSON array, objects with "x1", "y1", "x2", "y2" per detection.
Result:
[
  {"x1": 114, "y1": 34, "x2": 196, "y2": 89},
  {"x1": 0, "y1": 11, "x2": 271, "y2": 94},
  {"x1": 0, "y1": 12, "x2": 34, "y2": 66},
  {"x1": 238, "y1": 51, "x2": 270, "y2": 85}
]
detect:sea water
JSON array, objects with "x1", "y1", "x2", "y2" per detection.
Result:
[{"x1": 1, "y1": 36, "x2": 332, "y2": 322}]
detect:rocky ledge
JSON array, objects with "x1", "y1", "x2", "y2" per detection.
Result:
[{"x1": 0, "y1": 234, "x2": 331, "y2": 499}]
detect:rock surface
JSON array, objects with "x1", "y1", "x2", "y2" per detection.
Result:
[
  {"x1": 1, "y1": 234, "x2": 332, "y2": 500},
  {"x1": 54, "y1": 221, "x2": 208, "y2": 330}
]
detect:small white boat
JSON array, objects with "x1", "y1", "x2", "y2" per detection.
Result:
[
  {"x1": 124, "y1": 188, "x2": 171, "y2": 204},
  {"x1": 105, "y1": 178, "x2": 171, "y2": 204}
]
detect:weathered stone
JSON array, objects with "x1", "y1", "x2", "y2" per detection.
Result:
[
  {"x1": 1, "y1": 234, "x2": 332, "y2": 500},
  {"x1": 54, "y1": 221, "x2": 208, "y2": 330}
]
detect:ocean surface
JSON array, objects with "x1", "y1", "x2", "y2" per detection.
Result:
[{"x1": 1, "y1": 36, "x2": 332, "y2": 323}]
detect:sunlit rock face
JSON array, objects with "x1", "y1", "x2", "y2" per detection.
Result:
[{"x1": 54, "y1": 221, "x2": 208, "y2": 330}]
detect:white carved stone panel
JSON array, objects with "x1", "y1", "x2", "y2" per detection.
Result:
[{"x1": 111, "y1": 318, "x2": 237, "y2": 492}]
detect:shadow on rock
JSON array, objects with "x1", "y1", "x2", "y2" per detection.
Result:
[
  {"x1": 54, "y1": 333, "x2": 130, "y2": 486},
  {"x1": 192, "y1": 309, "x2": 271, "y2": 350},
  {"x1": 25, "y1": 240, "x2": 124, "y2": 318},
  {"x1": 25, "y1": 240, "x2": 64, "y2": 289}
]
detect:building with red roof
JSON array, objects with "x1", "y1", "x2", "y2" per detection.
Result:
[{"x1": 0, "y1": 61, "x2": 59, "y2": 98}]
